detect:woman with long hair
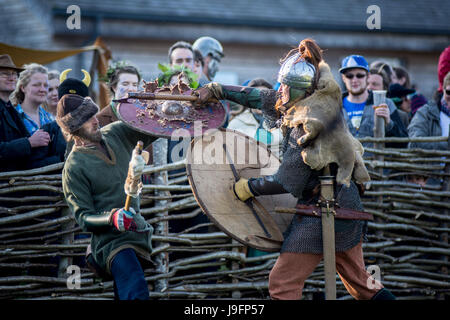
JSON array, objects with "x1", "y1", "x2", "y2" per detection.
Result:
[
  {"x1": 10, "y1": 63, "x2": 54, "y2": 134},
  {"x1": 9, "y1": 63, "x2": 65, "y2": 169}
]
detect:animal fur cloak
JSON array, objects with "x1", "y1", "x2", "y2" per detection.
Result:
[{"x1": 281, "y1": 61, "x2": 370, "y2": 186}]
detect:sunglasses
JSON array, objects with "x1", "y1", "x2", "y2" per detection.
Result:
[
  {"x1": 445, "y1": 89, "x2": 450, "y2": 95},
  {"x1": 344, "y1": 73, "x2": 366, "y2": 79}
]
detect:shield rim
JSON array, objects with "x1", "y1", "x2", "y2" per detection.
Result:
[
  {"x1": 116, "y1": 99, "x2": 227, "y2": 139},
  {"x1": 186, "y1": 128, "x2": 285, "y2": 252}
]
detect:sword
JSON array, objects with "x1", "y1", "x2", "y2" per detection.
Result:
[
  {"x1": 222, "y1": 143, "x2": 272, "y2": 239},
  {"x1": 320, "y1": 166, "x2": 337, "y2": 300}
]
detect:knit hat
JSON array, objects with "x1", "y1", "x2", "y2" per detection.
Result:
[
  {"x1": 56, "y1": 94, "x2": 99, "y2": 134},
  {"x1": 410, "y1": 93, "x2": 428, "y2": 115},
  {"x1": 388, "y1": 83, "x2": 415, "y2": 99},
  {"x1": 438, "y1": 46, "x2": 450, "y2": 92}
]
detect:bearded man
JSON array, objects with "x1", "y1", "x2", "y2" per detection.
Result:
[
  {"x1": 193, "y1": 39, "x2": 396, "y2": 300},
  {"x1": 339, "y1": 55, "x2": 407, "y2": 148},
  {"x1": 57, "y1": 94, "x2": 156, "y2": 300}
]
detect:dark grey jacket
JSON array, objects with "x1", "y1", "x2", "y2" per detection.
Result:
[
  {"x1": 342, "y1": 91, "x2": 409, "y2": 149},
  {"x1": 408, "y1": 101, "x2": 448, "y2": 150}
]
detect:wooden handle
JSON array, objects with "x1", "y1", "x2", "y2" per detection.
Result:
[
  {"x1": 124, "y1": 196, "x2": 131, "y2": 212},
  {"x1": 128, "y1": 92, "x2": 198, "y2": 102}
]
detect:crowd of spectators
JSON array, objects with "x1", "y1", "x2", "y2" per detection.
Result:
[{"x1": 1, "y1": 42, "x2": 449, "y2": 177}]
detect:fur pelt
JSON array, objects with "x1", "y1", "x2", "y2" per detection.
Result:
[{"x1": 281, "y1": 61, "x2": 370, "y2": 186}]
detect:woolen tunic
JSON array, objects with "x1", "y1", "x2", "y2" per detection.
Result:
[{"x1": 62, "y1": 121, "x2": 156, "y2": 273}]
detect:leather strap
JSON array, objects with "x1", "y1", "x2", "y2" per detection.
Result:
[{"x1": 294, "y1": 204, "x2": 373, "y2": 221}]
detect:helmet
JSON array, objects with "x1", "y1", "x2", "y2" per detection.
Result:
[
  {"x1": 193, "y1": 36, "x2": 224, "y2": 62},
  {"x1": 339, "y1": 55, "x2": 369, "y2": 73},
  {"x1": 277, "y1": 53, "x2": 316, "y2": 105},
  {"x1": 277, "y1": 53, "x2": 316, "y2": 90},
  {"x1": 58, "y1": 69, "x2": 91, "y2": 99}
]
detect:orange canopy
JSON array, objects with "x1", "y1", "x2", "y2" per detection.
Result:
[{"x1": 0, "y1": 37, "x2": 112, "y2": 108}]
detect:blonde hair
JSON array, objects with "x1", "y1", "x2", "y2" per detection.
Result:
[
  {"x1": 444, "y1": 71, "x2": 450, "y2": 90},
  {"x1": 48, "y1": 70, "x2": 60, "y2": 82},
  {"x1": 10, "y1": 63, "x2": 48, "y2": 106}
]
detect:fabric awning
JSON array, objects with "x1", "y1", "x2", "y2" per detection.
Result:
[
  {"x1": 0, "y1": 42, "x2": 97, "y2": 67},
  {"x1": 0, "y1": 37, "x2": 112, "y2": 108}
]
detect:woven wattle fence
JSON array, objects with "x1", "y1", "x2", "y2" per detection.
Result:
[{"x1": 0, "y1": 136, "x2": 448, "y2": 300}]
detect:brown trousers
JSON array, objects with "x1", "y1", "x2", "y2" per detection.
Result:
[{"x1": 268, "y1": 242, "x2": 383, "y2": 300}]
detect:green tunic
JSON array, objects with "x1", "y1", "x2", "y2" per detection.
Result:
[{"x1": 62, "y1": 121, "x2": 157, "y2": 274}]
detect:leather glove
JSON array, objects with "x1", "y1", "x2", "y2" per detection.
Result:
[
  {"x1": 233, "y1": 178, "x2": 254, "y2": 202},
  {"x1": 192, "y1": 86, "x2": 215, "y2": 107},
  {"x1": 111, "y1": 207, "x2": 152, "y2": 233}
]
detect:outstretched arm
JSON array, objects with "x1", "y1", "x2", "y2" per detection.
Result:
[{"x1": 194, "y1": 83, "x2": 279, "y2": 127}]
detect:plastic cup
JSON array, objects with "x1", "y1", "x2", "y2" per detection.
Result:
[{"x1": 373, "y1": 90, "x2": 386, "y2": 106}]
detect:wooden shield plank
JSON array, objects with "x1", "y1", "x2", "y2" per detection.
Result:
[{"x1": 186, "y1": 128, "x2": 297, "y2": 252}]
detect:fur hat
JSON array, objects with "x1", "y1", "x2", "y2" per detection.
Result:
[{"x1": 56, "y1": 94, "x2": 99, "y2": 134}]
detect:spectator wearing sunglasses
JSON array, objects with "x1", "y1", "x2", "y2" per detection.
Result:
[
  {"x1": 339, "y1": 55, "x2": 408, "y2": 148},
  {"x1": 408, "y1": 71, "x2": 450, "y2": 151}
]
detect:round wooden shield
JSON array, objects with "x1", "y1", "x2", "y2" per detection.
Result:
[
  {"x1": 186, "y1": 128, "x2": 297, "y2": 252},
  {"x1": 116, "y1": 98, "x2": 227, "y2": 138}
]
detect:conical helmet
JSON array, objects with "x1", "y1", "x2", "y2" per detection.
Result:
[{"x1": 277, "y1": 53, "x2": 315, "y2": 90}]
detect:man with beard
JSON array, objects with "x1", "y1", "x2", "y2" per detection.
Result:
[
  {"x1": 339, "y1": 55, "x2": 408, "y2": 148},
  {"x1": 57, "y1": 94, "x2": 156, "y2": 300},
  {"x1": 193, "y1": 39, "x2": 396, "y2": 300}
]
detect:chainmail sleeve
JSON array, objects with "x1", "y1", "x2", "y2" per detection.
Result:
[{"x1": 272, "y1": 126, "x2": 313, "y2": 198}]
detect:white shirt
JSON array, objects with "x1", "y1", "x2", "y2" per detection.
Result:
[{"x1": 440, "y1": 111, "x2": 450, "y2": 137}]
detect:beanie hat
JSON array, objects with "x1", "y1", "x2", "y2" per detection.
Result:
[
  {"x1": 438, "y1": 46, "x2": 450, "y2": 92},
  {"x1": 410, "y1": 94, "x2": 428, "y2": 115},
  {"x1": 56, "y1": 94, "x2": 99, "y2": 134}
]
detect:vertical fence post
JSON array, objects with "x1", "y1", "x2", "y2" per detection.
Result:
[
  {"x1": 373, "y1": 91, "x2": 386, "y2": 270},
  {"x1": 438, "y1": 128, "x2": 450, "y2": 300},
  {"x1": 58, "y1": 207, "x2": 74, "y2": 278},
  {"x1": 152, "y1": 138, "x2": 170, "y2": 293}
]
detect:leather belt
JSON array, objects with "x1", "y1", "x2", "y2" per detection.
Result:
[{"x1": 275, "y1": 204, "x2": 373, "y2": 221}]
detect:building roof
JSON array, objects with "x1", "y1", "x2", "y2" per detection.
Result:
[{"x1": 48, "y1": 0, "x2": 450, "y2": 35}]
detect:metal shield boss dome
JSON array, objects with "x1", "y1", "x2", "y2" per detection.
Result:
[{"x1": 277, "y1": 53, "x2": 316, "y2": 90}]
